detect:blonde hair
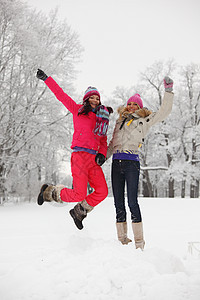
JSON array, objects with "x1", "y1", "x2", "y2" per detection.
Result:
[
  {"x1": 118, "y1": 106, "x2": 135, "y2": 120},
  {"x1": 118, "y1": 105, "x2": 152, "y2": 120}
]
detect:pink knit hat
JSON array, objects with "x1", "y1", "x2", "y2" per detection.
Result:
[
  {"x1": 83, "y1": 86, "x2": 100, "y2": 103},
  {"x1": 127, "y1": 93, "x2": 143, "y2": 109}
]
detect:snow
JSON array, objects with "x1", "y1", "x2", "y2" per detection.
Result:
[{"x1": 0, "y1": 197, "x2": 200, "y2": 300}]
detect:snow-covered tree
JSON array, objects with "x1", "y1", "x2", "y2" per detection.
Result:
[
  {"x1": 0, "y1": 0, "x2": 82, "y2": 202},
  {"x1": 172, "y1": 64, "x2": 200, "y2": 198},
  {"x1": 109, "y1": 60, "x2": 200, "y2": 198}
]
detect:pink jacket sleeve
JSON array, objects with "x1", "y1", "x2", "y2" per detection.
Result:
[
  {"x1": 98, "y1": 136, "x2": 108, "y2": 157},
  {"x1": 45, "y1": 77, "x2": 78, "y2": 114}
]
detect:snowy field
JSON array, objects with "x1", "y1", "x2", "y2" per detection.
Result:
[{"x1": 0, "y1": 197, "x2": 200, "y2": 300}]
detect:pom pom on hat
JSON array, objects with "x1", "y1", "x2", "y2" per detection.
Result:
[
  {"x1": 127, "y1": 93, "x2": 143, "y2": 109},
  {"x1": 83, "y1": 86, "x2": 100, "y2": 102}
]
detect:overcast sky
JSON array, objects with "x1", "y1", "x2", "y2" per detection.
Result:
[{"x1": 25, "y1": 0, "x2": 200, "y2": 97}]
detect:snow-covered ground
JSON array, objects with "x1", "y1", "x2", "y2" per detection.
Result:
[{"x1": 0, "y1": 197, "x2": 200, "y2": 300}]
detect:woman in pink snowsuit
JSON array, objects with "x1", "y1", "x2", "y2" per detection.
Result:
[{"x1": 36, "y1": 69, "x2": 112, "y2": 230}]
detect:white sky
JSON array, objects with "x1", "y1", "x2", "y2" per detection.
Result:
[{"x1": 25, "y1": 0, "x2": 200, "y2": 97}]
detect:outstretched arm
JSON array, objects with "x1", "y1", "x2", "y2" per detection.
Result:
[
  {"x1": 36, "y1": 69, "x2": 79, "y2": 114},
  {"x1": 146, "y1": 76, "x2": 174, "y2": 126}
]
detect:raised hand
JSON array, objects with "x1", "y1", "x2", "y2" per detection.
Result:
[
  {"x1": 36, "y1": 69, "x2": 48, "y2": 81},
  {"x1": 164, "y1": 76, "x2": 173, "y2": 92}
]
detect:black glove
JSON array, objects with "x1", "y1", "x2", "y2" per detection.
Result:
[
  {"x1": 36, "y1": 69, "x2": 48, "y2": 81},
  {"x1": 95, "y1": 153, "x2": 106, "y2": 166}
]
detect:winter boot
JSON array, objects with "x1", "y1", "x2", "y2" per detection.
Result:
[
  {"x1": 37, "y1": 184, "x2": 49, "y2": 205},
  {"x1": 116, "y1": 222, "x2": 132, "y2": 245},
  {"x1": 132, "y1": 222, "x2": 145, "y2": 250},
  {"x1": 69, "y1": 199, "x2": 93, "y2": 230},
  {"x1": 37, "y1": 184, "x2": 64, "y2": 205}
]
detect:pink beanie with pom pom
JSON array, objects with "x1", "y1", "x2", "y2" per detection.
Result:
[
  {"x1": 127, "y1": 93, "x2": 143, "y2": 109},
  {"x1": 83, "y1": 86, "x2": 100, "y2": 103}
]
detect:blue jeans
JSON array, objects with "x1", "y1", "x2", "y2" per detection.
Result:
[{"x1": 111, "y1": 159, "x2": 142, "y2": 223}]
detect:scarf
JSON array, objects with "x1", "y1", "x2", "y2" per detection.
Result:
[{"x1": 93, "y1": 105, "x2": 110, "y2": 136}]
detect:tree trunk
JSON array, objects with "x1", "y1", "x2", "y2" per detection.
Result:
[
  {"x1": 168, "y1": 178, "x2": 174, "y2": 198},
  {"x1": 181, "y1": 179, "x2": 186, "y2": 198},
  {"x1": 190, "y1": 180, "x2": 199, "y2": 198},
  {"x1": 196, "y1": 180, "x2": 199, "y2": 198},
  {"x1": 142, "y1": 170, "x2": 153, "y2": 197},
  {"x1": 37, "y1": 165, "x2": 42, "y2": 182},
  {"x1": 0, "y1": 163, "x2": 7, "y2": 203},
  {"x1": 190, "y1": 183, "x2": 195, "y2": 198},
  {"x1": 190, "y1": 139, "x2": 197, "y2": 198}
]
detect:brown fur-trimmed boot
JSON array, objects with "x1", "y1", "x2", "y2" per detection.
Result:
[
  {"x1": 132, "y1": 222, "x2": 145, "y2": 250},
  {"x1": 69, "y1": 199, "x2": 93, "y2": 230},
  {"x1": 116, "y1": 222, "x2": 132, "y2": 245},
  {"x1": 37, "y1": 184, "x2": 65, "y2": 205}
]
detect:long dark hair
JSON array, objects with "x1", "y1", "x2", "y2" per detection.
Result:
[
  {"x1": 78, "y1": 100, "x2": 93, "y2": 115},
  {"x1": 78, "y1": 100, "x2": 113, "y2": 116}
]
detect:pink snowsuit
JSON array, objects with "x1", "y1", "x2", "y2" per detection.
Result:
[{"x1": 45, "y1": 77, "x2": 108, "y2": 207}]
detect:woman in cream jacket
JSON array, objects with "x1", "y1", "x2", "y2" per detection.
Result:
[{"x1": 107, "y1": 77, "x2": 174, "y2": 249}]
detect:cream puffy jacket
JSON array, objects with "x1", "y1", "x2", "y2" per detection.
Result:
[{"x1": 107, "y1": 91, "x2": 174, "y2": 159}]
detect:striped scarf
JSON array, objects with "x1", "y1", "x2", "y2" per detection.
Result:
[{"x1": 93, "y1": 105, "x2": 110, "y2": 136}]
